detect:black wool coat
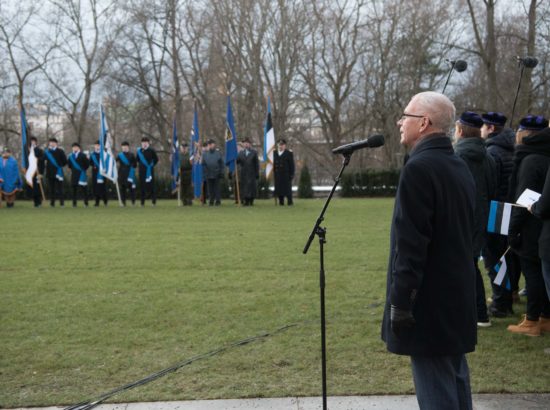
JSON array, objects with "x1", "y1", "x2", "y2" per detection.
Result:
[
  {"x1": 381, "y1": 134, "x2": 477, "y2": 356},
  {"x1": 137, "y1": 148, "x2": 159, "y2": 182},
  {"x1": 237, "y1": 148, "x2": 259, "y2": 199},
  {"x1": 43, "y1": 148, "x2": 67, "y2": 180},
  {"x1": 117, "y1": 152, "x2": 137, "y2": 184},
  {"x1": 486, "y1": 128, "x2": 515, "y2": 202},
  {"x1": 68, "y1": 152, "x2": 90, "y2": 186},
  {"x1": 531, "y1": 166, "x2": 550, "y2": 261},
  {"x1": 273, "y1": 149, "x2": 295, "y2": 197}
]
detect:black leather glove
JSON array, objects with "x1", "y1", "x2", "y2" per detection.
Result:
[{"x1": 390, "y1": 305, "x2": 415, "y2": 339}]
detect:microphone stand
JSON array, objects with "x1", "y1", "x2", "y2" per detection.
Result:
[
  {"x1": 509, "y1": 63, "x2": 526, "y2": 128},
  {"x1": 303, "y1": 151, "x2": 352, "y2": 410},
  {"x1": 441, "y1": 62, "x2": 456, "y2": 94}
]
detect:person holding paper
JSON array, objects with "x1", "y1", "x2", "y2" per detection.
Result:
[
  {"x1": 529, "y1": 167, "x2": 550, "y2": 301},
  {"x1": 507, "y1": 115, "x2": 550, "y2": 336}
]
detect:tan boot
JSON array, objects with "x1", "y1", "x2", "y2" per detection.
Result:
[
  {"x1": 539, "y1": 317, "x2": 550, "y2": 334},
  {"x1": 507, "y1": 315, "x2": 541, "y2": 336}
]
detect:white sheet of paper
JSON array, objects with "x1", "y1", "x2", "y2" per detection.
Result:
[{"x1": 516, "y1": 189, "x2": 541, "y2": 207}]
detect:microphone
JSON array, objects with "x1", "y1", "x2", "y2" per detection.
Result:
[
  {"x1": 332, "y1": 134, "x2": 385, "y2": 155},
  {"x1": 445, "y1": 59, "x2": 468, "y2": 73},
  {"x1": 516, "y1": 56, "x2": 538, "y2": 68}
]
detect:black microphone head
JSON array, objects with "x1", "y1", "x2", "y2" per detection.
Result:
[
  {"x1": 454, "y1": 60, "x2": 468, "y2": 72},
  {"x1": 367, "y1": 134, "x2": 385, "y2": 148},
  {"x1": 520, "y1": 56, "x2": 538, "y2": 68}
]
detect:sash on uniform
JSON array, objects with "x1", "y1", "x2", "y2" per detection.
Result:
[
  {"x1": 118, "y1": 152, "x2": 136, "y2": 188},
  {"x1": 69, "y1": 154, "x2": 88, "y2": 186},
  {"x1": 44, "y1": 149, "x2": 64, "y2": 181},
  {"x1": 137, "y1": 148, "x2": 153, "y2": 183},
  {"x1": 91, "y1": 153, "x2": 104, "y2": 184}
]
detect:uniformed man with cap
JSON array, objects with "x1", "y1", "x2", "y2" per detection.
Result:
[
  {"x1": 43, "y1": 137, "x2": 67, "y2": 207},
  {"x1": 116, "y1": 141, "x2": 137, "y2": 206},
  {"x1": 90, "y1": 140, "x2": 108, "y2": 206},
  {"x1": 273, "y1": 139, "x2": 295, "y2": 206},
  {"x1": 137, "y1": 137, "x2": 159, "y2": 206},
  {"x1": 236, "y1": 137, "x2": 259, "y2": 206},
  {"x1": 68, "y1": 142, "x2": 89, "y2": 207},
  {"x1": 454, "y1": 111, "x2": 497, "y2": 328},
  {"x1": 201, "y1": 138, "x2": 224, "y2": 206}
]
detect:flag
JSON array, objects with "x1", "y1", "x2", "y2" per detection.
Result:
[
  {"x1": 190, "y1": 103, "x2": 203, "y2": 199},
  {"x1": 263, "y1": 96, "x2": 275, "y2": 179},
  {"x1": 20, "y1": 107, "x2": 37, "y2": 186},
  {"x1": 487, "y1": 200, "x2": 512, "y2": 235},
  {"x1": 170, "y1": 116, "x2": 180, "y2": 194},
  {"x1": 225, "y1": 95, "x2": 238, "y2": 173},
  {"x1": 493, "y1": 254, "x2": 511, "y2": 290},
  {"x1": 99, "y1": 105, "x2": 118, "y2": 182}
]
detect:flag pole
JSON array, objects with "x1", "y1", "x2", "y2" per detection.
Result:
[
  {"x1": 37, "y1": 175, "x2": 46, "y2": 202},
  {"x1": 115, "y1": 179, "x2": 123, "y2": 207},
  {"x1": 266, "y1": 91, "x2": 277, "y2": 206},
  {"x1": 177, "y1": 180, "x2": 181, "y2": 206},
  {"x1": 234, "y1": 162, "x2": 241, "y2": 205}
]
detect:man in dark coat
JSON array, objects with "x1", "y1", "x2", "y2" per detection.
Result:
[
  {"x1": 507, "y1": 115, "x2": 550, "y2": 336},
  {"x1": 67, "y1": 142, "x2": 89, "y2": 207},
  {"x1": 137, "y1": 137, "x2": 159, "y2": 206},
  {"x1": 273, "y1": 139, "x2": 295, "y2": 206},
  {"x1": 90, "y1": 141, "x2": 108, "y2": 206},
  {"x1": 237, "y1": 138, "x2": 259, "y2": 206},
  {"x1": 179, "y1": 143, "x2": 193, "y2": 206},
  {"x1": 116, "y1": 141, "x2": 137, "y2": 206},
  {"x1": 382, "y1": 92, "x2": 476, "y2": 410},
  {"x1": 481, "y1": 112, "x2": 519, "y2": 316},
  {"x1": 202, "y1": 139, "x2": 224, "y2": 206},
  {"x1": 27, "y1": 136, "x2": 45, "y2": 207},
  {"x1": 530, "y1": 167, "x2": 550, "y2": 303},
  {"x1": 43, "y1": 137, "x2": 67, "y2": 207},
  {"x1": 454, "y1": 111, "x2": 497, "y2": 327}
]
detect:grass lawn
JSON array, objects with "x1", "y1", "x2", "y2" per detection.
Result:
[{"x1": 1, "y1": 198, "x2": 549, "y2": 408}]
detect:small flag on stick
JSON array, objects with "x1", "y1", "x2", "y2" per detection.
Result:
[
  {"x1": 487, "y1": 200, "x2": 512, "y2": 235},
  {"x1": 493, "y1": 247, "x2": 511, "y2": 290}
]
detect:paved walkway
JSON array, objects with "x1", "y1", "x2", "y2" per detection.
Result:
[{"x1": 11, "y1": 394, "x2": 550, "y2": 410}]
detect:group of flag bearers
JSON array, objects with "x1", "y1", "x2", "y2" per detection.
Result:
[
  {"x1": 1, "y1": 96, "x2": 296, "y2": 208},
  {"x1": 454, "y1": 110, "x2": 550, "y2": 337}
]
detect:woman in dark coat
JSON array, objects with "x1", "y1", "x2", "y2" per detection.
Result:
[
  {"x1": 236, "y1": 138, "x2": 259, "y2": 206},
  {"x1": 507, "y1": 116, "x2": 550, "y2": 336}
]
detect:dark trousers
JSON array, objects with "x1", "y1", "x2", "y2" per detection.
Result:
[
  {"x1": 520, "y1": 256, "x2": 550, "y2": 321},
  {"x1": 411, "y1": 354, "x2": 472, "y2": 410},
  {"x1": 26, "y1": 176, "x2": 42, "y2": 206},
  {"x1": 72, "y1": 185, "x2": 88, "y2": 206},
  {"x1": 278, "y1": 194, "x2": 293, "y2": 205},
  {"x1": 474, "y1": 258, "x2": 488, "y2": 322},
  {"x1": 47, "y1": 178, "x2": 64, "y2": 206},
  {"x1": 542, "y1": 259, "x2": 550, "y2": 300},
  {"x1": 484, "y1": 235, "x2": 513, "y2": 311},
  {"x1": 140, "y1": 179, "x2": 156, "y2": 205},
  {"x1": 206, "y1": 178, "x2": 221, "y2": 205},
  {"x1": 201, "y1": 181, "x2": 208, "y2": 204},
  {"x1": 120, "y1": 181, "x2": 136, "y2": 205},
  {"x1": 181, "y1": 181, "x2": 192, "y2": 205},
  {"x1": 508, "y1": 252, "x2": 522, "y2": 293},
  {"x1": 93, "y1": 181, "x2": 108, "y2": 206}
]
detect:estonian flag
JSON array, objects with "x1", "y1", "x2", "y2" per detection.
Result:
[
  {"x1": 487, "y1": 200, "x2": 512, "y2": 235},
  {"x1": 99, "y1": 105, "x2": 118, "y2": 182},
  {"x1": 190, "y1": 103, "x2": 203, "y2": 199},
  {"x1": 493, "y1": 254, "x2": 511, "y2": 290},
  {"x1": 263, "y1": 96, "x2": 275, "y2": 180},
  {"x1": 225, "y1": 96, "x2": 238, "y2": 173},
  {"x1": 21, "y1": 107, "x2": 38, "y2": 186}
]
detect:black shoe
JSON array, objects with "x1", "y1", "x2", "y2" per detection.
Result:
[{"x1": 489, "y1": 304, "x2": 513, "y2": 318}]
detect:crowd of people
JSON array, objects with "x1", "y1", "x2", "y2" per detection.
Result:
[{"x1": 0, "y1": 136, "x2": 296, "y2": 208}]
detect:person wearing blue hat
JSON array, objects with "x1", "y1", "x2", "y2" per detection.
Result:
[
  {"x1": 454, "y1": 111, "x2": 498, "y2": 328},
  {"x1": 507, "y1": 115, "x2": 550, "y2": 336},
  {"x1": 481, "y1": 112, "x2": 519, "y2": 317}
]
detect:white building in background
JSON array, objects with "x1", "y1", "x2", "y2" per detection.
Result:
[{"x1": 24, "y1": 104, "x2": 67, "y2": 142}]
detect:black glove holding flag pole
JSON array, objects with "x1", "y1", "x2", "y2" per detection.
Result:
[{"x1": 390, "y1": 305, "x2": 416, "y2": 338}]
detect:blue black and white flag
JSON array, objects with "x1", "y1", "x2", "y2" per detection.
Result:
[
  {"x1": 190, "y1": 103, "x2": 203, "y2": 199},
  {"x1": 225, "y1": 95, "x2": 238, "y2": 173},
  {"x1": 493, "y1": 251, "x2": 511, "y2": 290},
  {"x1": 171, "y1": 116, "x2": 180, "y2": 194},
  {"x1": 263, "y1": 96, "x2": 275, "y2": 180},
  {"x1": 487, "y1": 200, "x2": 512, "y2": 235},
  {"x1": 20, "y1": 107, "x2": 38, "y2": 186},
  {"x1": 99, "y1": 105, "x2": 118, "y2": 182}
]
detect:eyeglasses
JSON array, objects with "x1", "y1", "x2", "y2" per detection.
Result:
[{"x1": 399, "y1": 112, "x2": 432, "y2": 125}]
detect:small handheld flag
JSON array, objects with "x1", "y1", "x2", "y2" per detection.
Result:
[
  {"x1": 170, "y1": 117, "x2": 180, "y2": 194},
  {"x1": 487, "y1": 200, "x2": 512, "y2": 235},
  {"x1": 493, "y1": 248, "x2": 511, "y2": 290}
]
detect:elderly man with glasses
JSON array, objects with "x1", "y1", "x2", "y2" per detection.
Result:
[{"x1": 381, "y1": 91, "x2": 477, "y2": 410}]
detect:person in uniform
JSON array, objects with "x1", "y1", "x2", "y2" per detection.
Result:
[
  {"x1": 90, "y1": 141, "x2": 108, "y2": 206},
  {"x1": 200, "y1": 142, "x2": 209, "y2": 205},
  {"x1": 116, "y1": 141, "x2": 137, "y2": 206},
  {"x1": 507, "y1": 115, "x2": 550, "y2": 336},
  {"x1": 273, "y1": 139, "x2": 295, "y2": 206},
  {"x1": 454, "y1": 111, "x2": 497, "y2": 328},
  {"x1": 179, "y1": 143, "x2": 193, "y2": 206},
  {"x1": 202, "y1": 139, "x2": 224, "y2": 206},
  {"x1": 480, "y1": 112, "x2": 519, "y2": 316},
  {"x1": 137, "y1": 137, "x2": 159, "y2": 206},
  {"x1": 382, "y1": 92, "x2": 476, "y2": 410},
  {"x1": 28, "y1": 136, "x2": 45, "y2": 207},
  {"x1": 0, "y1": 148, "x2": 23, "y2": 208},
  {"x1": 43, "y1": 137, "x2": 67, "y2": 207},
  {"x1": 236, "y1": 138, "x2": 259, "y2": 206},
  {"x1": 68, "y1": 142, "x2": 89, "y2": 207}
]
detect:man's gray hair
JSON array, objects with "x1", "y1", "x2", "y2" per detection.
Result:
[{"x1": 412, "y1": 91, "x2": 456, "y2": 132}]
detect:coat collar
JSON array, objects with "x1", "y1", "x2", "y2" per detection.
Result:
[{"x1": 409, "y1": 133, "x2": 452, "y2": 158}]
